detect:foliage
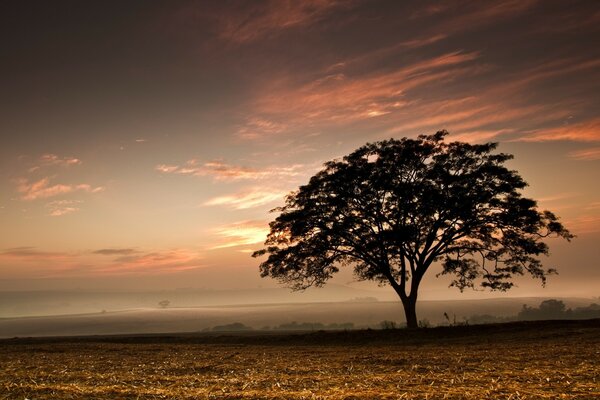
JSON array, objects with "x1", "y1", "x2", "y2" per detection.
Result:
[
  {"x1": 212, "y1": 322, "x2": 253, "y2": 332},
  {"x1": 158, "y1": 300, "x2": 170, "y2": 308},
  {"x1": 517, "y1": 300, "x2": 600, "y2": 321},
  {"x1": 254, "y1": 131, "x2": 573, "y2": 328}
]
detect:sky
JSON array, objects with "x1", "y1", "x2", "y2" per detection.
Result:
[{"x1": 0, "y1": 0, "x2": 599, "y2": 299}]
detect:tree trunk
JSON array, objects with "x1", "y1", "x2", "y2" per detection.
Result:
[{"x1": 402, "y1": 296, "x2": 418, "y2": 329}]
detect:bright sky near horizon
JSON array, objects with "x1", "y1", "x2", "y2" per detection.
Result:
[{"x1": 0, "y1": 0, "x2": 598, "y2": 298}]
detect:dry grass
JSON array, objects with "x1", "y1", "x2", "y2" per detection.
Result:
[{"x1": 1, "y1": 320, "x2": 598, "y2": 399}]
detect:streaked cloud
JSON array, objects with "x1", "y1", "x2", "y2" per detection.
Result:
[
  {"x1": 211, "y1": 220, "x2": 269, "y2": 249},
  {"x1": 236, "y1": 117, "x2": 287, "y2": 140},
  {"x1": 46, "y1": 200, "x2": 82, "y2": 217},
  {"x1": 568, "y1": 147, "x2": 600, "y2": 161},
  {"x1": 93, "y1": 248, "x2": 140, "y2": 256},
  {"x1": 565, "y1": 215, "x2": 600, "y2": 235},
  {"x1": 101, "y1": 249, "x2": 204, "y2": 274},
  {"x1": 39, "y1": 153, "x2": 81, "y2": 167},
  {"x1": 516, "y1": 119, "x2": 600, "y2": 142},
  {"x1": 16, "y1": 178, "x2": 104, "y2": 201},
  {"x1": 27, "y1": 153, "x2": 81, "y2": 172},
  {"x1": 238, "y1": 51, "x2": 480, "y2": 139},
  {"x1": 204, "y1": 187, "x2": 286, "y2": 209},
  {"x1": 156, "y1": 160, "x2": 306, "y2": 181},
  {"x1": 0, "y1": 247, "x2": 72, "y2": 260},
  {"x1": 411, "y1": 0, "x2": 539, "y2": 34},
  {"x1": 213, "y1": 0, "x2": 355, "y2": 43}
]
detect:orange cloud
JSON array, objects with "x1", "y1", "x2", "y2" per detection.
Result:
[
  {"x1": 516, "y1": 119, "x2": 600, "y2": 142},
  {"x1": 412, "y1": 0, "x2": 540, "y2": 35},
  {"x1": 156, "y1": 160, "x2": 306, "y2": 181},
  {"x1": 46, "y1": 200, "x2": 82, "y2": 216},
  {"x1": 215, "y1": 0, "x2": 354, "y2": 43},
  {"x1": 0, "y1": 247, "x2": 73, "y2": 261},
  {"x1": 568, "y1": 147, "x2": 600, "y2": 161},
  {"x1": 212, "y1": 220, "x2": 270, "y2": 249},
  {"x1": 204, "y1": 188, "x2": 286, "y2": 209},
  {"x1": 101, "y1": 249, "x2": 204, "y2": 274},
  {"x1": 239, "y1": 51, "x2": 480, "y2": 139},
  {"x1": 16, "y1": 178, "x2": 104, "y2": 201},
  {"x1": 564, "y1": 215, "x2": 600, "y2": 235},
  {"x1": 39, "y1": 153, "x2": 81, "y2": 167},
  {"x1": 236, "y1": 117, "x2": 287, "y2": 140}
]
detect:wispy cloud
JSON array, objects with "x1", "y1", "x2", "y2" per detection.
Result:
[
  {"x1": 569, "y1": 146, "x2": 600, "y2": 161},
  {"x1": 0, "y1": 246, "x2": 204, "y2": 277},
  {"x1": 93, "y1": 248, "x2": 140, "y2": 256},
  {"x1": 565, "y1": 215, "x2": 600, "y2": 235},
  {"x1": 27, "y1": 153, "x2": 82, "y2": 172},
  {"x1": 238, "y1": 51, "x2": 481, "y2": 139},
  {"x1": 204, "y1": 187, "x2": 286, "y2": 209},
  {"x1": 411, "y1": 0, "x2": 539, "y2": 33},
  {"x1": 211, "y1": 220, "x2": 269, "y2": 249},
  {"x1": 39, "y1": 153, "x2": 81, "y2": 167},
  {"x1": 156, "y1": 160, "x2": 306, "y2": 181},
  {"x1": 0, "y1": 247, "x2": 72, "y2": 260},
  {"x1": 236, "y1": 117, "x2": 287, "y2": 139},
  {"x1": 16, "y1": 177, "x2": 104, "y2": 201},
  {"x1": 46, "y1": 199, "x2": 82, "y2": 216},
  {"x1": 100, "y1": 249, "x2": 204, "y2": 274},
  {"x1": 213, "y1": 0, "x2": 355, "y2": 43},
  {"x1": 516, "y1": 119, "x2": 600, "y2": 142}
]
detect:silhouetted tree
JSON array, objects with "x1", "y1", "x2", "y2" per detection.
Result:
[{"x1": 253, "y1": 132, "x2": 573, "y2": 329}]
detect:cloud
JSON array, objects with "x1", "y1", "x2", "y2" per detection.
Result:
[
  {"x1": 93, "y1": 248, "x2": 140, "y2": 256},
  {"x1": 516, "y1": 119, "x2": 600, "y2": 142},
  {"x1": 46, "y1": 200, "x2": 82, "y2": 216},
  {"x1": 204, "y1": 188, "x2": 286, "y2": 209},
  {"x1": 236, "y1": 117, "x2": 287, "y2": 139},
  {"x1": 0, "y1": 247, "x2": 72, "y2": 260},
  {"x1": 237, "y1": 51, "x2": 481, "y2": 139},
  {"x1": 411, "y1": 0, "x2": 539, "y2": 34},
  {"x1": 16, "y1": 177, "x2": 104, "y2": 201},
  {"x1": 101, "y1": 249, "x2": 204, "y2": 274},
  {"x1": 564, "y1": 215, "x2": 600, "y2": 235},
  {"x1": 156, "y1": 160, "x2": 306, "y2": 181},
  {"x1": 211, "y1": 220, "x2": 270, "y2": 249},
  {"x1": 213, "y1": 0, "x2": 355, "y2": 43},
  {"x1": 28, "y1": 154, "x2": 82, "y2": 172},
  {"x1": 0, "y1": 246, "x2": 204, "y2": 277},
  {"x1": 568, "y1": 147, "x2": 600, "y2": 161},
  {"x1": 39, "y1": 153, "x2": 81, "y2": 167}
]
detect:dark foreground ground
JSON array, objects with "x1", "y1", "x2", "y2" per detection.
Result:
[{"x1": 1, "y1": 319, "x2": 599, "y2": 399}]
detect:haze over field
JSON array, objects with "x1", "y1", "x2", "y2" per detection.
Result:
[{"x1": 1, "y1": 1, "x2": 599, "y2": 318}]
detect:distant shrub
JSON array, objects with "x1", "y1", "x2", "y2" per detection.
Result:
[
  {"x1": 273, "y1": 321, "x2": 355, "y2": 331},
  {"x1": 347, "y1": 297, "x2": 379, "y2": 303},
  {"x1": 572, "y1": 303, "x2": 600, "y2": 319},
  {"x1": 158, "y1": 300, "x2": 170, "y2": 309},
  {"x1": 380, "y1": 320, "x2": 398, "y2": 329},
  {"x1": 418, "y1": 319, "x2": 431, "y2": 328},
  {"x1": 212, "y1": 322, "x2": 253, "y2": 332},
  {"x1": 468, "y1": 314, "x2": 514, "y2": 325}
]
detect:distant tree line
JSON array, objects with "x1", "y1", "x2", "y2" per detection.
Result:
[
  {"x1": 204, "y1": 299, "x2": 600, "y2": 331},
  {"x1": 206, "y1": 321, "x2": 355, "y2": 332},
  {"x1": 469, "y1": 299, "x2": 600, "y2": 325}
]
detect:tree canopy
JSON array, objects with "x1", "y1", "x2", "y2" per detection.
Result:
[{"x1": 253, "y1": 131, "x2": 573, "y2": 328}]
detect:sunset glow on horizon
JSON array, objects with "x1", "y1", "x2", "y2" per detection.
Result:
[{"x1": 1, "y1": 0, "x2": 598, "y2": 298}]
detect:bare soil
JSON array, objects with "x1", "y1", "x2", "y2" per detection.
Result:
[{"x1": 1, "y1": 319, "x2": 598, "y2": 399}]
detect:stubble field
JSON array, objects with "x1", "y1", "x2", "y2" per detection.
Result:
[{"x1": 1, "y1": 319, "x2": 598, "y2": 399}]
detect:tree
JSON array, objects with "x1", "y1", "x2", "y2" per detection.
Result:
[
  {"x1": 253, "y1": 132, "x2": 573, "y2": 329},
  {"x1": 158, "y1": 299, "x2": 170, "y2": 308}
]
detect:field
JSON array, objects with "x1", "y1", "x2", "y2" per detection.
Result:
[{"x1": 1, "y1": 319, "x2": 598, "y2": 399}]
